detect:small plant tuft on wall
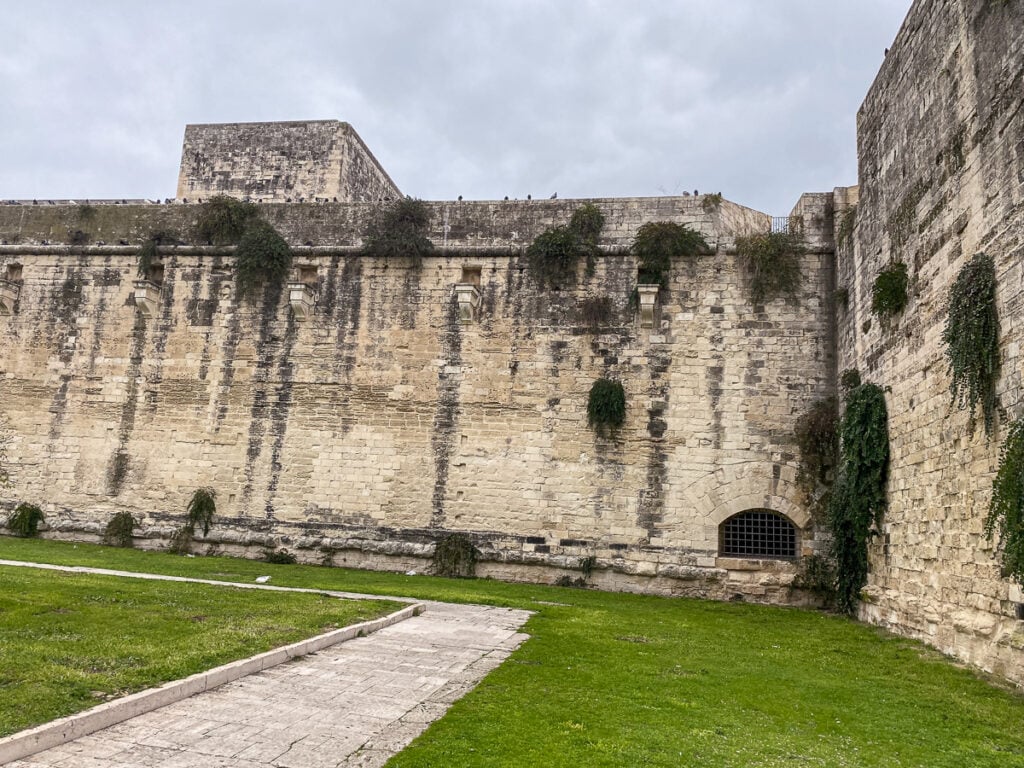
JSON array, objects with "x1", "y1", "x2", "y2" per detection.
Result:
[
  {"x1": 578, "y1": 296, "x2": 614, "y2": 331},
  {"x1": 526, "y1": 203, "x2": 605, "y2": 288},
  {"x1": 186, "y1": 487, "x2": 216, "y2": 537},
  {"x1": 235, "y1": 220, "x2": 293, "y2": 302},
  {"x1": 587, "y1": 378, "x2": 626, "y2": 437},
  {"x1": 432, "y1": 532, "x2": 479, "y2": 578},
  {"x1": 871, "y1": 262, "x2": 909, "y2": 318},
  {"x1": 136, "y1": 230, "x2": 178, "y2": 279},
  {"x1": 194, "y1": 196, "x2": 259, "y2": 246},
  {"x1": 828, "y1": 378, "x2": 890, "y2": 614},
  {"x1": 985, "y1": 418, "x2": 1024, "y2": 585},
  {"x1": 631, "y1": 221, "x2": 709, "y2": 287},
  {"x1": 361, "y1": 197, "x2": 434, "y2": 267},
  {"x1": 6, "y1": 502, "x2": 44, "y2": 538},
  {"x1": 943, "y1": 252, "x2": 1000, "y2": 435},
  {"x1": 262, "y1": 548, "x2": 297, "y2": 565},
  {"x1": 102, "y1": 511, "x2": 136, "y2": 548},
  {"x1": 736, "y1": 231, "x2": 806, "y2": 304}
]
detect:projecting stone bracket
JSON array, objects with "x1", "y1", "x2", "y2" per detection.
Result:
[
  {"x1": 636, "y1": 284, "x2": 659, "y2": 328},
  {"x1": 132, "y1": 280, "x2": 161, "y2": 318},
  {"x1": 455, "y1": 283, "x2": 481, "y2": 324},
  {"x1": 288, "y1": 282, "x2": 316, "y2": 321},
  {"x1": 0, "y1": 278, "x2": 20, "y2": 315}
]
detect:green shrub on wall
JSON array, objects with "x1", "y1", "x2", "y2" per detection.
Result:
[
  {"x1": 587, "y1": 378, "x2": 626, "y2": 437},
  {"x1": 6, "y1": 503, "x2": 44, "y2": 538},
  {"x1": 828, "y1": 376, "x2": 890, "y2": 614},
  {"x1": 136, "y1": 230, "x2": 178, "y2": 278},
  {"x1": 235, "y1": 220, "x2": 293, "y2": 302},
  {"x1": 526, "y1": 203, "x2": 605, "y2": 288},
  {"x1": 195, "y1": 196, "x2": 259, "y2": 246},
  {"x1": 361, "y1": 197, "x2": 434, "y2": 267},
  {"x1": 630, "y1": 221, "x2": 709, "y2": 287},
  {"x1": 943, "y1": 252, "x2": 1000, "y2": 435},
  {"x1": 735, "y1": 231, "x2": 806, "y2": 304},
  {"x1": 986, "y1": 418, "x2": 1024, "y2": 585},
  {"x1": 871, "y1": 262, "x2": 909, "y2": 317},
  {"x1": 186, "y1": 487, "x2": 216, "y2": 537},
  {"x1": 102, "y1": 511, "x2": 136, "y2": 548}
]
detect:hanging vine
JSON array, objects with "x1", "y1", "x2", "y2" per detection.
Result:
[
  {"x1": 361, "y1": 197, "x2": 435, "y2": 267},
  {"x1": 630, "y1": 221, "x2": 708, "y2": 287},
  {"x1": 986, "y1": 418, "x2": 1024, "y2": 585},
  {"x1": 735, "y1": 231, "x2": 806, "y2": 304},
  {"x1": 526, "y1": 203, "x2": 605, "y2": 288},
  {"x1": 827, "y1": 374, "x2": 890, "y2": 614},
  {"x1": 943, "y1": 252, "x2": 1000, "y2": 434},
  {"x1": 587, "y1": 378, "x2": 626, "y2": 437}
]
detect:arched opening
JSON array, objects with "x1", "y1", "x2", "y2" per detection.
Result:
[{"x1": 719, "y1": 508, "x2": 798, "y2": 559}]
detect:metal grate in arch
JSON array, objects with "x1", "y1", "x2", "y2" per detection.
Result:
[{"x1": 719, "y1": 509, "x2": 797, "y2": 559}]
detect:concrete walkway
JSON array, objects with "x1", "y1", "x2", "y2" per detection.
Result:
[{"x1": 2, "y1": 564, "x2": 531, "y2": 768}]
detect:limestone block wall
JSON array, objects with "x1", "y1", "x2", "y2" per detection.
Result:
[
  {"x1": 0, "y1": 195, "x2": 831, "y2": 602},
  {"x1": 840, "y1": 0, "x2": 1024, "y2": 683},
  {"x1": 175, "y1": 121, "x2": 401, "y2": 203}
]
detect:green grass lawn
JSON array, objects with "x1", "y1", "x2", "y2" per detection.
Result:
[
  {"x1": 1, "y1": 537, "x2": 1023, "y2": 767},
  {"x1": 0, "y1": 561, "x2": 399, "y2": 738}
]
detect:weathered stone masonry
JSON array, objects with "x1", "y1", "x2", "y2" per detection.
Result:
[
  {"x1": 838, "y1": 0, "x2": 1024, "y2": 684},
  {"x1": 2, "y1": 0, "x2": 1023, "y2": 687},
  {"x1": 0, "y1": 193, "x2": 833, "y2": 606}
]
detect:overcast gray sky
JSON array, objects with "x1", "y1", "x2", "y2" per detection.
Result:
[{"x1": 1, "y1": 1, "x2": 911, "y2": 214}]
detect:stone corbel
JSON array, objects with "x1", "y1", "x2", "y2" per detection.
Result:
[
  {"x1": 455, "y1": 283, "x2": 481, "y2": 324},
  {"x1": 0, "y1": 278, "x2": 20, "y2": 315},
  {"x1": 636, "y1": 284, "x2": 659, "y2": 328},
  {"x1": 132, "y1": 280, "x2": 161, "y2": 318},
  {"x1": 288, "y1": 282, "x2": 316, "y2": 321}
]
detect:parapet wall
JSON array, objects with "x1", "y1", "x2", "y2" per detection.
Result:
[
  {"x1": 0, "y1": 195, "x2": 832, "y2": 602},
  {"x1": 841, "y1": 0, "x2": 1024, "y2": 683}
]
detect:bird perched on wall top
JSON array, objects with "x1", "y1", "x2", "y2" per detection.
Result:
[{"x1": 550, "y1": 193, "x2": 557, "y2": 199}]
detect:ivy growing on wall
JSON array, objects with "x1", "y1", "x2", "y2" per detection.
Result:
[
  {"x1": 871, "y1": 262, "x2": 909, "y2": 318},
  {"x1": 136, "y1": 230, "x2": 178, "y2": 278},
  {"x1": 102, "y1": 511, "x2": 136, "y2": 548},
  {"x1": 587, "y1": 378, "x2": 626, "y2": 437},
  {"x1": 986, "y1": 418, "x2": 1024, "y2": 585},
  {"x1": 827, "y1": 373, "x2": 890, "y2": 614},
  {"x1": 195, "y1": 196, "x2": 259, "y2": 245},
  {"x1": 794, "y1": 397, "x2": 839, "y2": 522},
  {"x1": 735, "y1": 231, "x2": 806, "y2": 304},
  {"x1": 361, "y1": 197, "x2": 434, "y2": 267},
  {"x1": 235, "y1": 220, "x2": 293, "y2": 302},
  {"x1": 943, "y1": 252, "x2": 1000, "y2": 435},
  {"x1": 631, "y1": 221, "x2": 709, "y2": 288},
  {"x1": 526, "y1": 203, "x2": 605, "y2": 288}
]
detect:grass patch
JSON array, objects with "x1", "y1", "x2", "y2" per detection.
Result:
[
  {"x1": 0, "y1": 561, "x2": 398, "y2": 737},
  {"x1": 1, "y1": 539, "x2": 1023, "y2": 766}
]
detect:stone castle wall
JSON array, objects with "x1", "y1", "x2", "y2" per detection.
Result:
[
  {"x1": 0, "y1": 195, "x2": 832, "y2": 602},
  {"x1": 175, "y1": 121, "x2": 401, "y2": 203},
  {"x1": 840, "y1": 0, "x2": 1024, "y2": 683}
]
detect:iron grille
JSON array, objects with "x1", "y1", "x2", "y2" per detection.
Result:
[
  {"x1": 769, "y1": 216, "x2": 804, "y2": 235},
  {"x1": 720, "y1": 509, "x2": 797, "y2": 559}
]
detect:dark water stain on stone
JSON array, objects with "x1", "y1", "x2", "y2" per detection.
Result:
[
  {"x1": 429, "y1": 294, "x2": 463, "y2": 529},
  {"x1": 107, "y1": 314, "x2": 148, "y2": 495},
  {"x1": 263, "y1": 312, "x2": 298, "y2": 519}
]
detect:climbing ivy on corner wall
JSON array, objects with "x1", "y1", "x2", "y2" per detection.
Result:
[
  {"x1": 828, "y1": 372, "x2": 890, "y2": 614},
  {"x1": 735, "y1": 231, "x2": 806, "y2": 304},
  {"x1": 944, "y1": 252, "x2": 1000, "y2": 435},
  {"x1": 235, "y1": 220, "x2": 293, "y2": 302},
  {"x1": 986, "y1": 418, "x2": 1024, "y2": 585}
]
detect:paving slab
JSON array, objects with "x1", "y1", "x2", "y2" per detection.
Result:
[{"x1": 4, "y1": 586, "x2": 530, "y2": 767}]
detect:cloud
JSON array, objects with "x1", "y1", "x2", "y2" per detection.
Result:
[{"x1": 0, "y1": 1, "x2": 910, "y2": 213}]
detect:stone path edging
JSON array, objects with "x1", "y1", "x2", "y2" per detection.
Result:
[{"x1": 0, "y1": 560, "x2": 424, "y2": 766}]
